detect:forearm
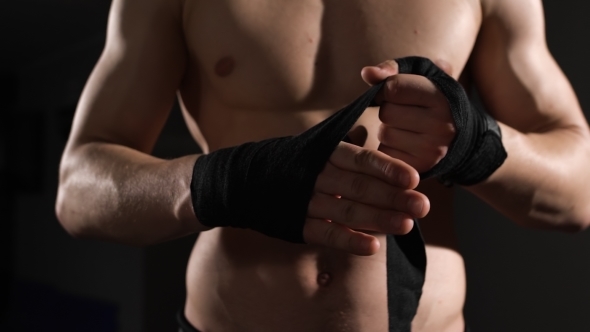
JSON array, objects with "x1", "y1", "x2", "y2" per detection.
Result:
[
  {"x1": 467, "y1": 123, "x2": 590, "y2": 231},
  {"x1": 56, "y1": 142, "x2": 207, "y2": 246}
]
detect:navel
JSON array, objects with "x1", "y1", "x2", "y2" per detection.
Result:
[
  {"x1": 317, "y1": 272, "x2": 332, "y2": 287},
  {"x1": 214, "y1": 56, "x2": 235, "y2": 77}
]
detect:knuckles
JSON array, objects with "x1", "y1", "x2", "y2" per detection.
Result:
[
  {"x1": 321, "y1": 223, "x2": 339, "y2": 247},
  {"x1": 381, "y1": 59, "x2": 399, "y2": 73},
  {"x1": 437, "y1": 121, "x2": 456, "y2": 136},
  {"x1": 378, "y1": 105, "x2": 397, "y2": 125},
  {"x1": 429, "y1": 145, "x2": 449, "y2": 162},
  {"x1": 384, "y1": 188, "x2": 402, "y2": 208},
  {"x1": 384, "y1": 77, "x2": 402, "y2": 102},
  {"x1": 377, "y1": 125, "x2": 394, "y2": 144},
  {"x1": 354, "y1": 147, "x2": 402, "y2": 183},
  {"x1": 353, "y1": 150, "x2": 376, "y2": 175},
  {"x1": 350, "y1": 175, "x2": 370, "y2": 199},
  {"x1": 341, "y1": 200, "x2": 357, "y2": 222},
  {"x1": 307, "y1": 192, "x2": 322, "y2": 212}
]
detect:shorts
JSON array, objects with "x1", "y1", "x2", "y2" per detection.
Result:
[{"x1": 176, "y1": 308, "x2": 472, "y2": 332}]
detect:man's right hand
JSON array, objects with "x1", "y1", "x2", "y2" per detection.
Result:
[{"x1": 304, "y1": 141, "x2": 430, "y2": 256}]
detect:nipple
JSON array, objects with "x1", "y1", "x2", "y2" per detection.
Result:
[{"x1": 214, "y1": 56, "x2": 235, "y2": 77}]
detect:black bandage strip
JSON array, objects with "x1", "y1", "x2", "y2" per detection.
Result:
[
  {"x1": 386, "y1": 226, "x2": 426, "y2": 331},
  {"x1": 192, "y1": 79, "x2": 425, "y2": 330},
  {"x1": 193, "y1": 56, "x2": 507, "y2": 331},
  {"x1": 398, "y1": 57, "x2": 507, "y2": 185},
  {"x1": 192, "y1": 82, "x2": 385, "y2": 244},
  {"x1": 286, "y1": 76, "x2": 427, "y2": 331}
]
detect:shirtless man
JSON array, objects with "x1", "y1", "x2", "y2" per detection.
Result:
[{"x1": 55, "y1": 0, "x2": 590, "y2": 331}]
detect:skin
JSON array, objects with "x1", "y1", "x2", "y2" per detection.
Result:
[{"x1": 55, "y1": 0, "x2": 590, "y2": 331}]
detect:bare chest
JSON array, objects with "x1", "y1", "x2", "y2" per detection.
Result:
[{"x1": 181, "y1": 0, "x2": 481, "y2": 113}]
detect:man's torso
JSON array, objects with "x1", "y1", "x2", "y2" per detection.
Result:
[{"x1": 177, "y1": 0, "x2": 482, "y2": 330}]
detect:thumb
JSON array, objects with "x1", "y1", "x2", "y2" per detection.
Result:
[{"x1": 361, "y1": 60, "x2": 399, "y2": 86}]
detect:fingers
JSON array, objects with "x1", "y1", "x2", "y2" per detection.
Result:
[
  {"x1": 303, "y1": 218, "x2": 381, "y2": 256},
  {"x1": 312, "y1": 141, "x2": 429, "y2": 256},
  {"x1": 361, "y1": 58, "x2": 453, "y2": 87},
  {"x1": 315, "y1": 162, "x2": 428, "y2": 215},
  {"x1": 374, "y1": 85, "x2": 455, "y2": 174},
  {"x1": 329, "y1": 142, "x2": 420, "y2": 189},
  {"x1": 308, "y1": 192, "x2": 419, "y2": 234},
  {"x1": 361, "y1": 60, "x2": 399, "y2": 85},
  {"x1": 378, "y1": 143, "x2": 441, "y2": 174},
  {"x1": 378, "y1": 103, "x2": 454, "y2": 133},
  {"x1": 378, "y1": 126, "x2": 448, "y2": 161},
  {"x1": 374, "y1": 74, "x2": 447, "y2": 107}
]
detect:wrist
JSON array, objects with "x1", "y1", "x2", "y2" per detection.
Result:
[
  {"x1": 393, "y1": 56, "x2": 507, "y2": 186},
  {"x1": 175, "y1": 154, "x2": 211, "y2": 233}
]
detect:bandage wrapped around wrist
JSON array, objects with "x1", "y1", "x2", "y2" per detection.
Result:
[
  {"x1": 189, "y1": 56, "x2": 506, "y2": 332},
  {"x1": 396, "y1": 57, "x2": 508, "y2": 186},
  {"x1": 190, "y1": 81, "x2": 425, "y2": 331},
  {"x1": 190, "y1": 83, "x2": 385, "y2": 243}
]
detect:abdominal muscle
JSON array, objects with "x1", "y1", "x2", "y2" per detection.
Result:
[{"x1": 184, "y1": 226, "x2": 466, "y2": 332}]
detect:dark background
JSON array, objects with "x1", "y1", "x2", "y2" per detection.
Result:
[{"x1": 1, "y1": 1, "x2": 589, "y2": 331}]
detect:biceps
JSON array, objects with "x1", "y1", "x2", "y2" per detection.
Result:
[
  {"x1": 470, "y1": 0, "x2": 585, "y2": 133},
  {"x1": 67, "y1": 0, "x2": 187, "y2": 153}
]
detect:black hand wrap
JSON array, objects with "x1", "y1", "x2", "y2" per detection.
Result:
[
  {"x1": 395, "y1": 57, "x2": 508, "y2": 186},
  {"x1": 190, "y1": 84, "x2": 381, "y2": 243},
  {"x1": 191, "y1": 77, "x2": 425, "y2": 332},
  {"x1": 189, "y1": 56, "x2": 504, "y2": 332}
]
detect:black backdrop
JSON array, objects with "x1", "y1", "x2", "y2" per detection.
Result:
[{"x1": 1, "y1": 1, "x2": 589, "y2": 331}]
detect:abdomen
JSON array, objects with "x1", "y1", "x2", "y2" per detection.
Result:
[{"x1": 184, "y1": 226, "x2": 465, "y2": 332}]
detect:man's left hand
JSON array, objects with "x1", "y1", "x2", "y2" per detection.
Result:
[{"x1": 361, "y1": 60, "x2": 456, "y2": 173}]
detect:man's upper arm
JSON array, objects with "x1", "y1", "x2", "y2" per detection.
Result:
[
  {"x1": 470, "y1": 0, "x2": 588, "y2": 134},
  {"x1": 66, "y1": 0, "x2": 187, "y2": 153}
]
